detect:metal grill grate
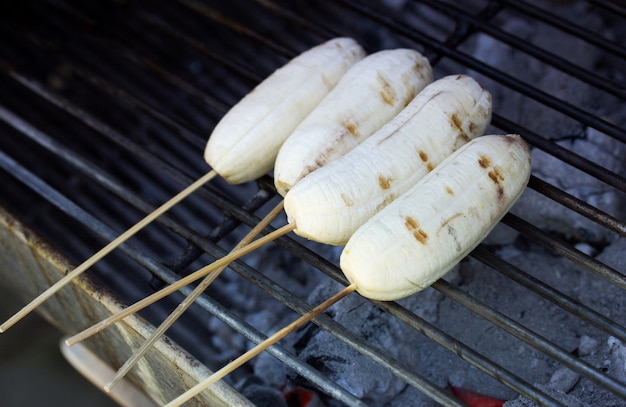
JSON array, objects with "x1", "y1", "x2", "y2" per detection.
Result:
[{"x1": 1, "y1": 1, "x2": 625, "y2": 406}]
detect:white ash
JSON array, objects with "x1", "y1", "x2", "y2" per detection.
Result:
[
  {"x1": 468, "y1": 1, "x2": 602, "y2": 140},
  {"x1": 506, "y1": 336, "x2": 626, "y2": 407},
  {"x1": 607, "y1": 337, "x2": 626, "y2": 384},
  {"x1": 470, "y1": 1, "x2": 626, "y2": 252},
  {"x1": 548, "y1": 367, "x2": 580, "y2": 393},
  {"x1": 508, "y1": 127, "x2": 626, "y2": 246},
  {"x1": 468, "y1": 0, "x2": 626, "y2": 249},
  {"x1": 286, "y1": 279, "x2": 413, "y2": 404}
]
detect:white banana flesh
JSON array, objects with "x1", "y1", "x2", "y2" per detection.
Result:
[
  {"x1": 274, "y1": 48, "x2": 433, "y2": 196},
  {"x1": 204, "y1": 37, "x2": 365, "y2": 184},
  {"x1": 284, "y1": 74, "x2": 492, "y2": 245},
  {"x1": 340, "y1": 134, "x2": 531, "y2": 301}
]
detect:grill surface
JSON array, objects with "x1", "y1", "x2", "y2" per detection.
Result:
[{"x1": 1, "y1": 1, "x2": 626, "y2": 406}]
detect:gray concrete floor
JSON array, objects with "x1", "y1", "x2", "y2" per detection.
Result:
[{"x1": 0, "y1": 284, "x2": 119, "y2": 407}]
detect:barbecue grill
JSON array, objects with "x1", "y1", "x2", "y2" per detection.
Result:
[{"x1": 1, "y1": 0, "x2": 625, "y2": 406}]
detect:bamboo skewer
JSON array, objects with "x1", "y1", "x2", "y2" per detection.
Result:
[
  {"x1": 103, "y1": 201, "x2": 285, "y2": 392},
  {"x1": 165, "y1": 284, "x2": 357, "y2": 407},
  {"x1": 66, "y1": 222, "x2": 296, "y2": 346},
  {"x1": 0, "y1": 170, "x2": 218, "y2": 333}
]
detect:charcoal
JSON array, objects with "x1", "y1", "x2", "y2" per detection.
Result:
[
  {"x1": 280, "y1": 279, "x2": 425, "y2": 404},
  {"x1": 548, "y1": 367, "x2": 580, "y2": 393},
  {"x1": 607, "y1": 337, "x2": 626, "y2": 383},
  {"x1": 237, "y1": 375, "x2": 288, "y2": 407}
]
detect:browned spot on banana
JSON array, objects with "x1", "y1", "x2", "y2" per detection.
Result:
[
  {"x1": 450, "y1": 113, "x2": 469, "y2": 141},
  {"x1": 418, "y1": 149, "x2": 434, "y2": 171},
  {"x1": 378, "y1": 72, "x2": 396, "y2": 106},
  {"x1": 451, "y1": 113, "x2": 463, "y2": 131},
  {"x1": 341, "y1": 193, "x2": 354, "y2": 207},
  {"x1": 345, "y1": 121, "x2": 360, "y2": 137},
  {"x1": 405, "y1": 216, "x2": 428, "y2": 244},
  {"x1": 478, "y1": 155, "x2": 491, "y2": 169},
  {"x1": 378, "y1": 175, "x2": 391, "y2": 190},
  {"x1": 488, "y1": 167, "x2": 505, "y2": 200},
  {"x1": 488, "y1": 167, "x2": 504, "y2": 184},
  {"x1": 413, "y1": 229, "x2": 428, "y2": 244},
  {"x1": 445, "y1": 186, "x2": 454, "y2": 195},
  {"x1": 405, "y1": 216, "x2": 419, "y2": 230}
]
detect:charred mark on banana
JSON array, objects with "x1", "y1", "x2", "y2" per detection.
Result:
[
  {"x1": 377, "y1": 72, "x2": 396, "y2": 106},
  {"x1": 478, "y1": 155, "x2": 491, "y2": 169},
  {"x1": 405, "y1": 216, "x2": 428, "y2": 244},
  {"x1": 378, "y1": 175, "x2": 391, "y2": 190},
  {"x1": 345, "y1": 121, "x2": 360, "y2": 137},
  {"x1": 450, "y1": 113, "x2": 469, "y2": 141},
  {"x1": 478, "y1": 154, "x2": 505, "y2": 201},
  {"x1": 405, "y1": 216, "x2": 419, "y2": 229},
  {"x1": 418, "y1": 149, "x2": 434, "y2": 171},
  {"x1": 488, "y1": 167, "x2": 505, "y2": 200}
]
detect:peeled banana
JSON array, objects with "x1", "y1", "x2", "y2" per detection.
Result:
[
  {"x1": 284, "y1": 74, "x2": 492, "y2": 245},
  {"x1": 204, "y1": 37, "x2": 365, "y2": 184},
  {"x1": 274, "y1": 48, "x2": 433, "y2": 196},
  {"x1": 340, "y1": 134, "x2": 531, "y2": 301}
]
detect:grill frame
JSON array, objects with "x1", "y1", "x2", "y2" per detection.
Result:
[{"x1": 1, "y1": 1, "x2": 625, "y2": 406}]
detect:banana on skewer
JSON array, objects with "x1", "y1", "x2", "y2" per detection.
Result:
[
  {"x1": 341, "y1": 134, "x2": 531, "y2": 301},
  {"x1": 206, "y1": 37, "x2": 365, "y2": 184}
]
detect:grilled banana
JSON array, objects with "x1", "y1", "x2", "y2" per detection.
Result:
[
  {"x1": 204, "y1": 37, "x2": 365, "y2": 184},
  {"x1": 340, "y1": 134, "x2": 531, "y2": 301}
]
